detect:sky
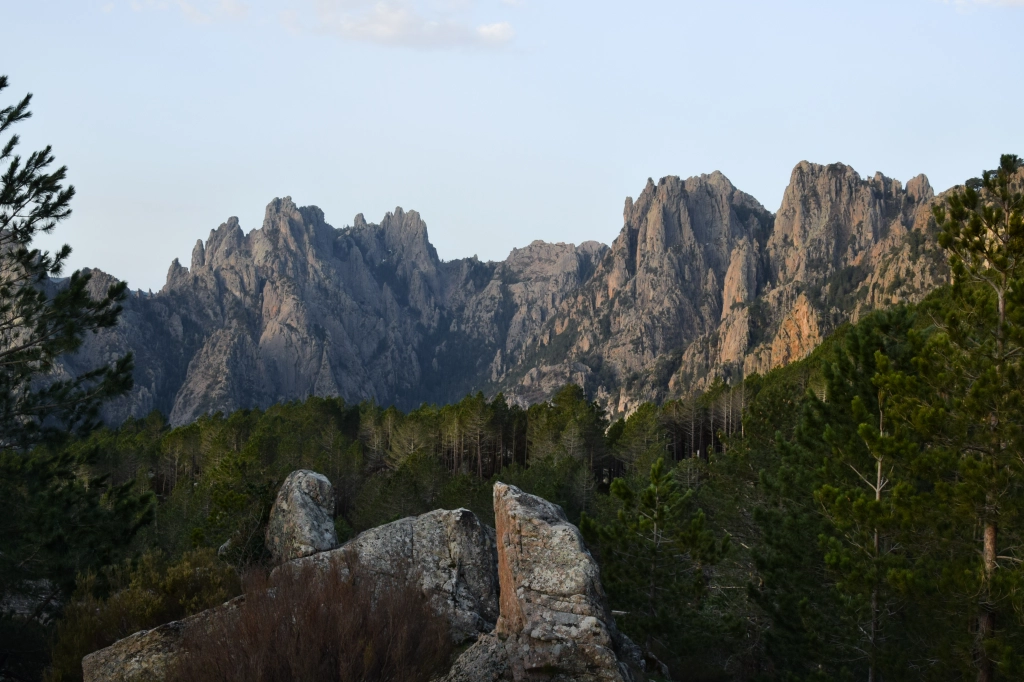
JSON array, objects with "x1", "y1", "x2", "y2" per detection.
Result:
[{"x1": 3, "y1": 0, "x2": 1023, "y2": 291}]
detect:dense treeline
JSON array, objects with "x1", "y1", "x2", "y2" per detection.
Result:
[
  {"x1": 42, "y1": 379, "x2": 755, "y2": 680},
  {"x1": 47, "y1": 283, "x2": 1023, "y2": 681},
  {"x1": 34, "y1": 323, "x2": 854, "y2": 681},
  {"x1": 57, "y1": 379, "x2": 747, "y2": 560}
]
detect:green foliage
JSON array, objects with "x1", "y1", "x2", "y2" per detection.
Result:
[
  {"x1": 582, "y1": 458, "x2": 728, "y2": 675},
  {"x1": 743, "y1": 156, "x2": 1024, "y2": 682},
  {"x1": 813, "y1": 307, "x2": 919, "y2": 679},
  {"x1": 611, "y1": 403, "x2": 664, "y2": 473},
  {"x1": 876, "y1": 154, "x2": 1024, "y2": 679},
  {"x1": 19, "y1": 153, "x2": 1024, "y2": 682},
  {"x1": 526, "y1": 384, "x2": 607, "y2": 466},
  {"x1": 0, "y1": 76, "x2": 133, "y2": 451},
  {"x1": 749, "y1": 408, "x2": 851, "y2": 682}
]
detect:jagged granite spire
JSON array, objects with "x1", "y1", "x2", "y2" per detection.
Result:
[{"x1": 67, "y1": 161, "x2": 953, "y2": 426}]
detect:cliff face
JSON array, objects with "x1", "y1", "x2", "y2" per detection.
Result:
[
  {"x1": 76, "y1": 199, "x2": 606, "y2": 425},
  {"x1": 73, "y1": 161, "x2": 952, "y2": 425},
  {"x1": 494, "y1": 172, "x2": 775, "y2": 413},
  {"x1": 495, "y1": 162, "x2": 947, "y2": 415}
]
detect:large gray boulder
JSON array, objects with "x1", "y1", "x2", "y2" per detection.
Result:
[
  {"x1": 265, "y1": 469, "x2": 338, "y2": 564},
  {"x1": 438, "y1": 482, "x2": 642, "y2": 682},
  {"x1": 288, "y1": 507, "x2": 499, "y2": 643}
]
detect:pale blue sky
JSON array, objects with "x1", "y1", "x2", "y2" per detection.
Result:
[{"x1": 3, "y1": 0, "x2": 1023, "y2": 291}]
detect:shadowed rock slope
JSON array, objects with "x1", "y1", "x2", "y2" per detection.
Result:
[
  {"x1": 73, "y1": 200, "x2": 606, "y2": 425},
  {"x1": 72, "y1": 161, "x2": 951, "y2": 424}
]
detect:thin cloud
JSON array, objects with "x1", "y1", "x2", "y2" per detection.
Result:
[
  {"x1": 312, "y1": 0, "x2": 515, "y2": 49},
  {"x1": 477, "y1": 21, "x2": 513, "y2": 43},
  {"x1": 944, "y1": 0, "x2": 1024, "y2": 7},
  {"x1": 279, "y1": 8, "x2": 303, "y2": 35},
  {"x1": 127, "y1": 0, "x2": 248, "y2": 24},
  {"x1": 219, "y1": 0, "x2": 248, "y2": 19}
]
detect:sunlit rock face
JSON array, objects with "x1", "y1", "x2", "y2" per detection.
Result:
[
  {"x1": 438, "y1": 482, "x2": 643, "y2": 682},
  {"x1": 72, "y1": 199, "x2": 606, "y2": 426},
  {"x1": 498, "y1": 162, "x2": 948, "y2": 415}
]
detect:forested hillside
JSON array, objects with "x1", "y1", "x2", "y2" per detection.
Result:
[{"x1": 39, "y1": 211, "x2": 1024, "y2": 680}]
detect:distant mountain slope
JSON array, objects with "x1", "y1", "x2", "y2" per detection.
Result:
[
  {"x1": 496, "y1": 162, "x2": 947, "y2": 415},
  {"x1": 73, "y1": 200, "x2": 606, "y2": 425},
  {"x1": 71, "y1": 160, "x2": 951, "y2": 426}
]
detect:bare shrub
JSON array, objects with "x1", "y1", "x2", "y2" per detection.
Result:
[
  {"x1": 168, "y1": 556, "x2": 454, "y2": 682},
  {"x1": 47, "y1": 548, "x2": 240, "y2": 682}
]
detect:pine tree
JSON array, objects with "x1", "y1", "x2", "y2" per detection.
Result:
[
  {"x1": 889, "y1": 155, "x2": 1024, "y2": 680},
  {"x1": 751, "y1": 403, "x2": 852, "y2": 682},
  {"x1": 581, "y1": 457, "x2": 728, "y2": 663},
  {"x1": 0, "y1": 76, "x2": 150, "y2": 679},
  {"x1": 814, "y1": 307, "x2": 917, "y2": 681},
  {"x1": 741, "y1": 330, "x2": 870, "y2": 681},
  {"x1": 0, "y1": 77, "x2": 133, "y2": 449},
  {"x1": 610, "y1": 402, "x2": 666, "y2": 474}
]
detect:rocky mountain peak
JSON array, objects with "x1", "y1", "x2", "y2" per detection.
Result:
[
  {"x1": 496, "y1": 170, "x2": 775, "y2": 413},
  {"x1": 767, "y1": 162, "x2": 934, "y2": 286},
  {"x1": 190, "y1": 239, "x2": 205, "y2": 271},
  {"x1": 906, "y1": 173, "x2": 934, "y2": 203},
  {"x1": 202, "y1": 216, "x2": 245, "y2": 271},
  {"x1": 377, "y1": 207, "x2": 439, "y2": 268},
  {"x1": 72, "y1": 159, "x2": 954, "y2": 425},
  {"x1": 497, "y1": 160, "x2": 948, "y2": 415},
  {"x1": 252, "y1": 198, "x2": 335, "y2": 273},
  {"x1": 78, "y1": 196, "x2": 614, "y2": 425}
]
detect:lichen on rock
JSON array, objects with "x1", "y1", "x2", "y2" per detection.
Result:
[{"x1": 265, "y1": 469, "x2": 338, "y2": 565}]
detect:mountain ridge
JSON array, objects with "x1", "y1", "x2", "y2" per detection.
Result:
[
  {"x1": 492, "y1": 161, "x2": 946, "y2": 415},
  {"x1": 69, "y1": 160, "x2": 950, "y2": 426}
]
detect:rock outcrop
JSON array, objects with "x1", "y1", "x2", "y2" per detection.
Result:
[
  {"x1": 439, "y1": 482, "x2": 641, "y2": 682},
  {"x1": 69, "y1": 203, "x2": 606, "y2": 426},
  {"x1": 82, "y1": 472, "x2": 499, "y2": 681},
  {"x1": 264, "y1": 469, "x2": 338, "y2": 564},
  {"x1": 497, "y1": 162, "x2": 951, "y2": 414},
  {"x1": 288, "y1": 507, "x2": 499, "y2": 643},
  {"x1": 82, "y1": 476, "x2": 641, "y2": 682},
  {"x1": 66, "y1": 160, "x2": 965, "y2": 424},
  {"x1": 496, "y1": 172, "x2": 775, "y2": 415}
]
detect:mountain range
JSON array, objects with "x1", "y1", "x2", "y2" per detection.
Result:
[{"x1": 68, "y1": 161, "x2": 951, "y2": 426}]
